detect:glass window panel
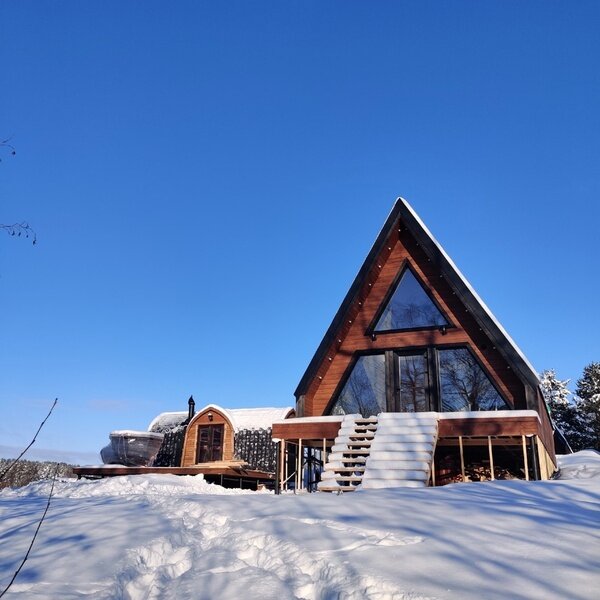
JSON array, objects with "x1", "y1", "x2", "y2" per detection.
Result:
[
  {"x1": 375, "y1": 268, "x2": 448, "y2": 331},
  {"x1": 438, "y1": 348, "x2": 508, "y2": 412},
  {"x1": 330, "y1": 354, "x2": 386, "y2": 418},
  {"x1": 398, "y1": 354, "x2": 429, "y2": 412}
]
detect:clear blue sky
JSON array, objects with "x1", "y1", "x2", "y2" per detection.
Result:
[{"x1": 1, "y1": 1, "x2": 598, "y2": 458}]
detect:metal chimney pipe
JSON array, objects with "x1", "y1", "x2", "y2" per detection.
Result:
[{"x1": 187, "y1": 395, "x2": 195, "y2": 420}]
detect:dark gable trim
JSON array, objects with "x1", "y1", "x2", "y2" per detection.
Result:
[
  {"x1": 398, "y1": 200, "x2": 541, "y2": 393},
  {"x1": 295, "y1": 197, "x2": 540, "y2": 400},
  {"x1": 295, "y1": 202, "x2": 404, "y2": 398}
]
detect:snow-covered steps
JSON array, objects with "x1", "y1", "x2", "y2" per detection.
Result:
[
  {"x1": 361, "y1": 413, "x2": 439, "y2": 490},
  {"x1": 318, "y1": 415, "x2": 376, "y2": 493}
]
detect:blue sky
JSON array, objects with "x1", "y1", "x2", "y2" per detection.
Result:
[{"x1": 1, "y1": 1, "x2": 598, "y2": 458}]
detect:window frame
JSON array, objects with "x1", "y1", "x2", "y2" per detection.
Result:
[
  {"x1": 326, "y1": 343, "x2": 509, "y2": 416},
  {"x1": 366, "y1": 261, "x2": 455, "y2": 336}
]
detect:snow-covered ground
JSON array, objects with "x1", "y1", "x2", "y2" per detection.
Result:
[{"x1": 1, "y1": 452, "x2": 599, "y2": 600}]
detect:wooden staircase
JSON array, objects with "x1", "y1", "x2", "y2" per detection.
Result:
[
  {"x1": 317, "y1": 415, "x2": 377, "y2": 492},
  {"x1": 318, "y1": 413, "x2": 439, "y2": 492},
  {"x1": 361, "y1": 413, "x2": 439, "y2": 489}
]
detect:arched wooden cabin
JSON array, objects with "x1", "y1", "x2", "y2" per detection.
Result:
[
  {"x1": 76, "y1": 404, "x2": 294, "y2": 489},
  {"x1": 272, "y1": 198, "x2": 558, "y2": 491}
]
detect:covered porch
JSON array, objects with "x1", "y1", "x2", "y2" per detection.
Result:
[{"x1": 271, "y1": 410, "x2": 557, "y2": 493}]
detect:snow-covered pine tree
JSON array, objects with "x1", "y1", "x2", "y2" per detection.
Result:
[
  {"x1": 575, "y1": 362, "x2": 600, "y2": 450},
  {"x1": 540, "y1": 369, "x2": 585, "y2": 450}
]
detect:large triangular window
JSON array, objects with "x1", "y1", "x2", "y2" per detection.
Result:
[{"x1": 374, "y1": 266, "x2": 448, "y2": 332}]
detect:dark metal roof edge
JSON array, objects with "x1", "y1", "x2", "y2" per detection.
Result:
[
  {"x1": 294, "y1": 200, "x2": 405, "y2": 398},
  {"x1": 295, "y1": 197, "x2": 541, "y2": 399},
  {"x1": 398, "y1": 201, "x2": 541, "y2": 391}
]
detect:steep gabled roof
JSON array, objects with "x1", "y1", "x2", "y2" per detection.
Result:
[{"x1": 295, "y1": 197, "x2": 540, "y2": 398}]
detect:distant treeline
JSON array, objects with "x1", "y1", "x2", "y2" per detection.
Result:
[{"x1": 0, "y1": 458, "x2": 76, "y2": 490}]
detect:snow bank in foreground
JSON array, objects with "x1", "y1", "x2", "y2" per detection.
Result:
[
  {"x1": 0, "y1": 452, "x2": 599, "y2": 599},
  {"x1": 557, "y1": 449, "x2": 600, "y2": 479}
]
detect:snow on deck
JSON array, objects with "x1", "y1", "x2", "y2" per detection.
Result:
[
  {"x1": 438, "y1": 409, "x2": 540, "y2": 421},
  {"x1": 1, "y1": 452, "x2": 599, "y2": 598}
]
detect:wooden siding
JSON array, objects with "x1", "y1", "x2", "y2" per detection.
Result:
[
  {"x1": 181, "y1": 407, "x2": 235, "y2": 467},
  {"x1": 438, "y1": 416, "x2": 539, "y2": 438},
  {"x1": 272, "y1": 420, "x2": 343, "y2": 441},
  {"x1": 304, "y1": 222, "x2": 529, "y2": 417}
]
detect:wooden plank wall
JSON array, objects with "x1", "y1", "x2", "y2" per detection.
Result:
[
  {"x1": 181, "y1": 408, "x2": 235, "y2": 467},
  {"x1": 304, "y1": 221, "x2": 528, "y2": 417},
  {"x1": 272, "y1": 421, "x2": 342, "y2": 441}
]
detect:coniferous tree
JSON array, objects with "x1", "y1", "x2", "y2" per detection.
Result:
[
  {"x1": 540, "y1": 369, "x2": 585, "y2": 451},
  {"x1": 575, "y1": 362, "x2": 600, "y2": 450}
]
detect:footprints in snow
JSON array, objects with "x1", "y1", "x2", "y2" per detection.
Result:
[{"x1": 114, "y1": 498, "x2": 426, "y2": 600}]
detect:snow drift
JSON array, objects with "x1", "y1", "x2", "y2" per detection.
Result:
[{"x1": 1, "y1": 452, "x2": 599, "y2": 599}]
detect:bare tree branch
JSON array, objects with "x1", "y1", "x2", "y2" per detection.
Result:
[
  {"x1": 0, "y1": 399, "x2": 58, "y2": 481},
  {"x1": 0, "y1": 136, "x2": 16, "y2": 160},
  {"x1": 0, "y1": 222, "x2": 37, "y2": 245},
  {"x1": 0, "y1": 463, "x2": 59, "y2": 598}
]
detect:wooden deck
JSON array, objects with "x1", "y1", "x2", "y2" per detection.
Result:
[
  {"x1": 271, "y1": 410, "x2": 556, "y2": 466},
  {"x1": 72, "y1": 463, "x2": 275, "y2": 489}
]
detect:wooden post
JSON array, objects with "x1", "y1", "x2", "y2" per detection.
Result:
[
  {"x1": 530, "y1": 436, "x2": 540, "y2": 481},
  {"x1": 537, "y1": 441, "x2": 547, "y2": 480},
  {"x1": 488, "y1": 436, "x2": 495, "y2": 481},
  {"x1": 284, "y1": 440, "x2": 289, "y2": 486},
  {"x1": 459, "y1": 436, "x2": 466, "y2": 481},
  {"x1": 431, "y1": 454, "x2": 436, "y2": 487},
  {"x1": 297, "y1": 438, "x2": 302, "y2": 490},
  {"x1": 279, "y1": 440, "x2": 285, "y2": 492},
  {"x1": 275, "y1": 441, "x2": 281, "y2": 495},
  {"x1": 522, "y1": 435, "x2": 529, "y2": 481}
]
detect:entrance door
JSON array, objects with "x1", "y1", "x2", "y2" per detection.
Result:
[
  {"x1": 196, "y1": 425, "x2": 224, "y2": 463},
  {"x1": 396, "y1": 352, "x2": 430, "y2": 412}
]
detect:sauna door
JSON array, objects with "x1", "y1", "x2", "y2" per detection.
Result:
[{"x1": 196, "y1": 425, "x2": 224, "y2": 463}]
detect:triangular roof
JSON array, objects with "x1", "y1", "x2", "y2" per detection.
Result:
[{"x1": 295, "y1": 197, "x2": 539, "y2": 399}]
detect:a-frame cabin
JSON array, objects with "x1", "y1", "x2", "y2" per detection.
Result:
[{"x1": 272, "y1": 198, "x2": 556, "y2": 492}]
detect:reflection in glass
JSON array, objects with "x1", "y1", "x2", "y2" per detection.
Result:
[
  {"x1": 330, "y1": 354, "x2": 386, "y2": 417},
  {"x1": 375, "y1": 268, "x2": 448, "y2": 331},
  {"x1": 439, "y1": 348, "x2": 508, "y2": 411},
  {"x1": 398, "y1": 354, "x2": 429, "y2": 412}
]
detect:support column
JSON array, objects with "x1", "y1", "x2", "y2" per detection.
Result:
[
  {"x1": 297, "y1": 438, "x2": 303, "y2": 491},
  {"x1": 530, "y1": 435, "x2": 540, "y2": 481},
  {"x1": 459, "y1": 436, "x2": 466, "y2": 481},
  {"x1": 275, "y1": 441, "x2": 281, "y2": 495},
  {"x1": 488, "y1": 436, "x2": 495, "y2": 481},
  {"x1": 522, "y1": 435, "x2": 529, "y2": 481}
]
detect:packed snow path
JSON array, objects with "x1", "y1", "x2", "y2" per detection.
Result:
[{"x1": 1, "y1": 452, "x2": 600, "y2": 599}]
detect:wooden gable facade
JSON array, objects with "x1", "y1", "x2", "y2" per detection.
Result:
[
  {"x1": 273, "y1": 198, "x2": 556, "y2": 489},
  {"x1": 295, "y1": 198, "x2": 546, "y2": 421}
]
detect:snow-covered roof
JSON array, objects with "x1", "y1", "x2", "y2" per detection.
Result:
[
  {"x1": 148, "y1": 412, "x2": 188, "y2": 433},
  {"x1": 110, "y1": 430, "x2": 164, "y2": 439},
  {"x1": 295, "y1": 196, "x2": 541, "y2": 398},
  {"x1": 401, "y1": 198, "x2": 540, "y2": 384},
  {"x1": 148, "y1": 406, "x2": 294, "y2": 433},
  {"x1": 197, "y1": 405, "x2": 294, "y2": 432},
  {"x1": 225, "y1": 407, "x2": 294, "y2": 432}
]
